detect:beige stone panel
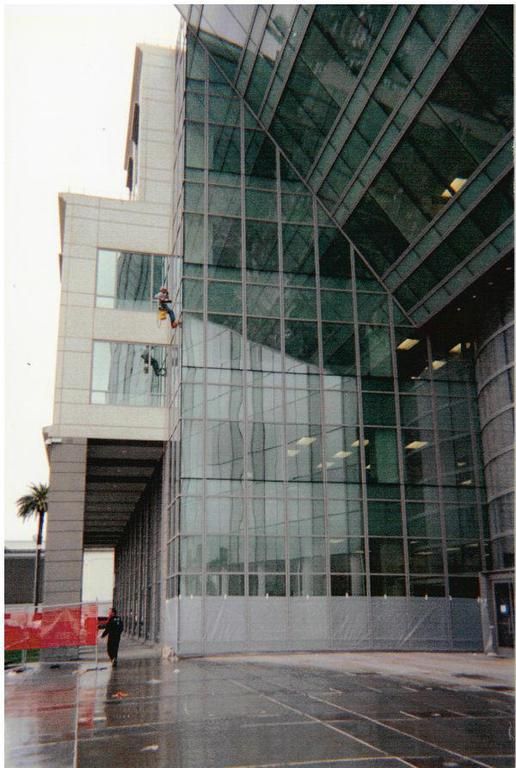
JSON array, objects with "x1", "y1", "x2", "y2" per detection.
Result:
[
  {"x1": 98, "y1": 197, "x2": 168, "y2": 216},
  {"x1": 63, "y1": 307, "x2": 94, "y2": 337},
  {"x1": 46, "y1": 520, "x2": 84, "y2": 533},
  {"x1": 93, "y1": 309, "x2": 170, "y2": 343},
  {"x1": 63, "y1": 338, "x2": 92, "y2": 353},
  {"x1": 62, "y1": 193, "x2": 100, "y2": 208},
  {"x1": 97, "y1": 207, "x2": 169, "y2": 229},
  {"x1": 47, "y1": 439, "x2": 87, "y2": 457},
  {"x1": 58, "y1": 425, "x2": 168, "y2": 441},
  {"x1": 43, "y1": 589, "x2": 83, "y2": 605},
  {"x1": 60, "y1": 354, "x2": 91, "y2": 390},
  {"x1": 49, "y1": 473, "x2": 87, "y2": 493},
  {"x1": 54, "y1": 347, "x2": 65, "y2": 370},
  {"x1": 143, "y1": 165, "x2": 176, "y2": 183},
  {"x1": 45, "y1": 561, "x2": 83, "y2": 582},
  {"x1": 145, "y1": 100, "x2": 174, "y2": 131},
  {"x1": 44, "y1": 547, "x2": 84, "y2": 562},
  {"x1": 63, "y1": 292, "x2": 95, "y2": 309},
  {"x1": 69, "y1": 244, "x2": 97, "y2": 261},
  {"x1": 65, "y1": 259, "x2": 96, "y2": 294},
  {"x1": 48, "y1": 453, "x2": 88, "y2": 471},
  {"x1": 144, "y1": 139, "x2": 173, "y2": 169},
  {"x1": 143, "y1": 60, "x2": 175, "y2": 78},
  {"x1": 56, "y1": 417, "x2": 168, "y2": 441},
  {"x1": 69, "y1": 203, "x2": 100, "y2": 221},
  {"x1": 61, "y1": 390, "x2": 90, "y2": 405},
  {"x1": 144, "y1": 183, "x2": 173, "y2": 206},
  {"x1": 47, "y1": 506, "x2": 85, "y2": 521},
  {"x1": 59, "y1": 403, "x2": 167, "y2": 429},
  {"x1": 57, "y1": 311, "x2": 68, "y2": 335},
  {"x1": 52, "y1": 402, "x2": 63, "y2": 425},
  {"x1": 69, "y1": 217, "x2": 99, "y2": 246},
  {"x1": 97, "y1": 222, "x2": 169, "y2": 253},
  {"x1": 45, "y1": 502, "x2": 85, "y2": 519}
]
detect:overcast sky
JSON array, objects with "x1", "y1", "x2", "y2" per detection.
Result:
[{"x1": 4, "y1": 4, "x2": 181, "y2": 543}]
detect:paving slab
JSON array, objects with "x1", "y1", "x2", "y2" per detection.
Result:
[{"x1": 5, "y1": 645, "x2": 514, "y2": 768}]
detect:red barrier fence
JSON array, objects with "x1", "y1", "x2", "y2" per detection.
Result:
[{"x1": 5, "y1": 604, "x2": 98, "y2": 651}]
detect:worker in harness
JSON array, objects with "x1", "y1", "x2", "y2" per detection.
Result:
[{"x1": 154, "y1": 286, "x2": 180, "y2": 328}]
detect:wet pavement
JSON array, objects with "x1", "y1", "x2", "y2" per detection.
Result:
[{"x1": 5, "y1": 645, "x2": 514, "y2": 768}]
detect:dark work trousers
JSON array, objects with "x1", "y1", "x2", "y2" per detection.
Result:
[{"x1": 107, "y1": 633, "x2": 121, "y2": 662}]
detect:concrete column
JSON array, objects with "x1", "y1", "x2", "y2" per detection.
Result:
[{"x1": 43, "y1": 438, "x2": 87, "y2": 607}]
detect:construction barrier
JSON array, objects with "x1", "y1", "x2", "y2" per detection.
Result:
[{"x1": 5, "y1": 603, "x2": 98, "y2": 651}]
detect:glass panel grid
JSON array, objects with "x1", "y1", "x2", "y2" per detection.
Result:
[{"x1": 173, "y1": 28, "x2": 490, "y2": 612}]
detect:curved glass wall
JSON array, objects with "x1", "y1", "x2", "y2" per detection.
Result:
[{"x1": 475, "y1": 293, "x2": 514, "y2": 570}]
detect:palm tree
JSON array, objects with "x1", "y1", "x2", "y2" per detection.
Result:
[{"x1": 16, "y1": 482, "x2": 49, "y2": 606}]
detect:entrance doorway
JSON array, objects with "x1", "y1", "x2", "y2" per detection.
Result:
[{"x1": 494, "y1": 581, "x2": 514, "y2": 649}]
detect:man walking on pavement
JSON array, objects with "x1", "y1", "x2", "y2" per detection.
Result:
[{"x1": 101, "y1": 608, "x2": 124, "y2": 667}]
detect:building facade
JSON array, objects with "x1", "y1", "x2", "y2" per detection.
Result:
[
  {"x1": 44, "y1": 6, "x2": 513, "y2": 656},
  {"x1": 5, "y1": 544, "x2": 45, "y2": 606}
]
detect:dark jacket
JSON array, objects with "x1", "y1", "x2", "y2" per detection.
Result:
[{"x1": 101, "y1": 615, "x2": 123, "y2": 638}]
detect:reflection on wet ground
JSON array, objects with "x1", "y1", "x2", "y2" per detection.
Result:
[{"x1": 5, "y1": 652, "x2": 514, "y2": 768}]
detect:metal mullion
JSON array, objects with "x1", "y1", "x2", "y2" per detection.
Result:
[
  {"x1": 399, "y1": 209, "x2": 513, "y2": 313},
  {"x1": 388, "y1": 296, "x2": 411, "y2": 600},
  {"x1": 466, "y1": 385, "x2": 489, "y2": 573},
  {"x1": 200, "y1": 45, "x2": 209, "y2": 654},
  {"x1": 384, "y1": 132, "x2": 513, "y2": 282},
  {"x1": 476, "y1": 319, "x2": 514, "y2": 358},
  {"x1": 259, "y1": 5, "x2": 315, "y2": 127},
  {"x1": 240, "y1": 99, "x2": 250, "y2": 615},
  {"x1": 411, "y1": 241, "x2": 514, "y2": 327},
  {"x1": 306, "y1": 6, "x2": 396, "y2": 181},
  {"x1": 477, "y1": 402, "x2": 514, "y2": 435},
  {"x1": 325, "y1": 4, "x2": 457, "y2": 208},
  {"x1": 233, "y1": 5, "x2": 260, "y2": 89},
  {"x1": 426, "y1": 336, "x2": 452, "y2": 645},
  {"x1": 189, "y1": 22, "x2": 406, "y2": 322},
  {"x1": 307, "y1": 5, "x2": 404, "y2": 185},
  {"x1": 276, "y1": 145, "x2": 289, "y2": 611},
  {"x1": 313, "y1": 197, "x2": 332, "y2": 627},
  {"x1": 407, "y1": 228, "x2": 513, "y2": 317},
  {"x1": 350, "y1": 247, "x2": 370, "y2": 598},
  {"x1": 332, "y1": 5, "x2": 487, "y2": 223},
  {"x1": 255, "y1": 5, "x2": 301, "y2": 119},
  {"x1": 238, "y1": 5, "x2": 271, "y2": 96}
]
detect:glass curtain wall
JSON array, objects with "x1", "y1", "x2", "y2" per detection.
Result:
[
  {"x1": 116, "y1": 465, "x2": 162, "y2": 642},
  {"x1": 178, "y1": 5, "x2": 513, "y2": 326},
  {"x1": 91, "y1": 342, "x2": 167, "y2": 406},
  {"x1": 96, "y1": 249, "x2": 167, "y2": 311},
  {"x1": 168, "y1": 29, "x2": 489, "y2": 649}
]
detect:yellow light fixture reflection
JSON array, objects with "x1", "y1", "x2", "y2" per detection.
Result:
[
  {"x1": 449, "y1": 343, "x2": 462, "y2": 354},
  {"x1": 441, "y1": 177, "x2": 467, "y2": 199},
  {"x1": 432, "y1": 360, "x2": 446, "y2": 370},
  {"x1": 351, "y1": 439, "x2": 369, "y2": 447},
  {"x1": 297, "y1": 436, "x2": 316, "y2": 446},
  {"x1": 405, "y1": 440, "x2": 428, "y2": 450},
  {"x1": 460, "y1": 479, "x2": 473, "y2": 486},
  {"x1": 397, "y1": 338, "x2": 420, "y2": 351},
  {"x1": 334, "y1": 450, "x2": 352, "y2": 459}
]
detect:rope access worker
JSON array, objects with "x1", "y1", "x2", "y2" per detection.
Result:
[{"x1": 154, "y1": 286, "x2": 180, "y2": 328}]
